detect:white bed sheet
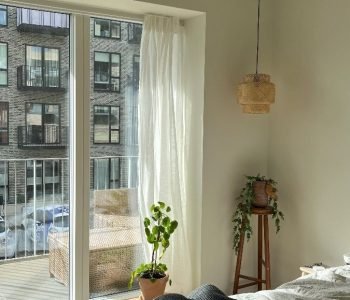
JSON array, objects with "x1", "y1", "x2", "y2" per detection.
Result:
[{"x1": 230, "y1": 265, "x2": 350, "y2": 300}]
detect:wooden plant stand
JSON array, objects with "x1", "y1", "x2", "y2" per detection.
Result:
[{"x1": 233, "y1": 206, "x2": 273, "y2": 294}]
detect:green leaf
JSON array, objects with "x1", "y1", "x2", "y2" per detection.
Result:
[
  {"x1": 144, "y1": 218, "x2": 151, "y2": 227},
  {"x1": 162, "y1": 217, "x2": 170, "y2": 227},
  {"x1": 158, "y1": 202, "x2": 165, "y2": 209},
  {"x1": 145, "y1": 227, "x2": 151, "y2": 237},
  {"x1": 166, "y1": 206, "x2": 171, "y2": 212}
]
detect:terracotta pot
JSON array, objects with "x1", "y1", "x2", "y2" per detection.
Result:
[
  {"x1": 252, "y1": 181, "x2": 268, "y2": 207},
  {"x1": 138, "y1": 274, "x2": 169, "y2": 300}
]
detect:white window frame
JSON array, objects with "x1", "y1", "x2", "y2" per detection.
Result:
[{"x1": 2, "y1": 2, "x2": 143, "y2": 299}]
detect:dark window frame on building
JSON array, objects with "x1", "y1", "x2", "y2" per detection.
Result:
[
  {"x1": 0, "y1": 42, "x2": 8, "y2": 87},
  {"x1": 25, "y1": 159, "x2": 62, "y2": 201},
  {"x1": 94, "y1": 18, "x2": 121, "y2": 39},
  {"x1": 24, "y1": 44, "x2": 61, "y2": 89},
  {"x1": 128, "y1": 23, "x2": 142, "y2": 44},
  {"x1": 25, "y1": 103, "x2": 61, "y2": 145},
  {"x1": 93, "y1": 157, "x2": 121, "y2": 190},
  {"x1": 93, "y1": 105, "x2": 120, "y2": 144},
  {"x1": 94, "y1": 51, "x2": 121, "y2": 92},
  {"x1": 0, "y1": 102, "x2": 9, "y2": 145},
  {"x1": 0, "y1": 5, "x2": 8, "y2": 27}
]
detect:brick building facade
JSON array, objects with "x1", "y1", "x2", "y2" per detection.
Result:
[{"x1": 0, "y1": 5, "x2": 141, "y2": 205}]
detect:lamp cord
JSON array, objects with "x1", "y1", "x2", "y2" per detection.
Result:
[{"x1": 255, "y1": 0, "x2": 261, "y2": 77}]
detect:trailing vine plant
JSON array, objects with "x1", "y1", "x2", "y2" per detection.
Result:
[{"x1": 232, "y1": 175, "x2": 284, "y2": 253}]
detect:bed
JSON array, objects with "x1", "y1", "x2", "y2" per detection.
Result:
[
  {"x1": 156, "y1": 266, "x2": 350, "y2": 300},
  {"x1": 231, "y1": 265, "x2": 350, "y2": 300}
]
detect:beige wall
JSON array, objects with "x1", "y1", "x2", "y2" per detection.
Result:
[{"x1": 269, "y1": 0, "x2": 350, "y2": 287}]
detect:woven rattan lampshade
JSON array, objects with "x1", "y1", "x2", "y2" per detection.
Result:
[
  {"x1": 237, "y1": 0, "x2": 276, "y2": 114},
  {"x1": 237, "y1": 74, "x2": 275, "y2": 114}
]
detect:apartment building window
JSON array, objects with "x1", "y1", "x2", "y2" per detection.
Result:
[
  {"x1": 133, "y1": 55, "x2": 140, "y2": 91},
  {"x1": 26, "y1": 160, "x2": 61, "y2": 200},
  {"x1": 0, "y1": 161, "x2": 8, "y2": 205},
  {"x1": 94, "y1": 18, "x2": 121, "y2": 39},
  {"x1": 25, "y1": 103, "x2": 60, "y2": 144},
  {"x1": 0, "y1": 42, "x2": 7, "y2": 86},
  {"x1": 0, "y1": 102, "x2": 8, "y2": 144},
  {"x1": 25, "y1": 45, "x2": 60, "y2": 88},
  {"x1": 93, "y1": 105, "x2": 119, "y2": 144},
  {"x1": 93, "y1": 158, "x2": 120, "y2": 190},
  {"x1": 94, "y1": 52, "x2": 120, "y2": 92},
  {"x1": 128, "y1": 23, "x2": 142, "y2": 44},
  {"x1": 0, "y1": 6, "x2": 7, "y2": 26}
]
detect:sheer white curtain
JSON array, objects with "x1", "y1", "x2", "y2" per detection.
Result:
[{"x1": 138, "y1": 15, "x2": 202, "y2": 293}]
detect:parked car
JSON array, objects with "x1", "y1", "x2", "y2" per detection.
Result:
[
  {"x1": 0, "y1": 216, "x2": 16, "y2": 258},
  {"x1": 22, "y1": 204, "x2": 69, "y2": 253}
]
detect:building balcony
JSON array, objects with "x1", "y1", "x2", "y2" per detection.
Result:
[
  {"x1": 17, "y1": 125, "x2": 68, "y2": 149},
  {"x1": 17, "y1": 65, "x2": 66, "y2": 92},
  {"x1": 17, "y1": 8, "x2": 69, "y2": 36}
]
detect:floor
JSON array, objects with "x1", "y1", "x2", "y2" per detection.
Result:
[
  {"x1": 0, "y1": 256, "x2": 69, "y2": 300},
  {"x1": 0, "y1": 257, "x2": 140, "y2": 300}
]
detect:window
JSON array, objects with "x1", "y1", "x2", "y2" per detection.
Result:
[
  {"x1": 133, "y1": 55, "x2": 140, "y2": 91},
  {"x1": 26, "y1": 160, "x2": 61, "y2": 201},
  {"x1": 94, "y1": 18, "x2": 121, "y2": 39},
  {"x1": 0, "y1": 161, "x2": 8, "y2": 204},
  {"x1": 0, "y1": 42, "x2": 7, "y2": 85},
  {"x1": 25, "y1": 45, "x2": 60, "y2": 88},
  {"x1": 94, "y1": 52, "x2": 120, "y2": 92},
  {"x1": 0, "y1": 6, "x2": 7, "y2": 26},
  {"x1": 25, "y1": 103, "x2": 60, "y2": 144},
  {"x1": 93, "y1": 105, "x2": 120, "y2": 144},
  {"x1": 93, "y1": 158, "x2": 120, "y2": 190},
  {"x1": 128, "y1": 23, "x2": 142, "y2": 44},
  {"x1": 0, "y1": 102, "x2": 8, "y2": 144}
]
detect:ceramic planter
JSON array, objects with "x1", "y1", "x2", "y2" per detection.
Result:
[{"x1": 138, "y1": 274, "x2": 169, "y2": 300}]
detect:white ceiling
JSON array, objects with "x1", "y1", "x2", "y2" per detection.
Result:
[{"x1": 7, "y1": 0, "x2": 203, "y2": 20}]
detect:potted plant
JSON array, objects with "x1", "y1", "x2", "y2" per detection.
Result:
[
  {"x1": 129, "y1": 201, "x2": 178, "y2": 300},
  {"x1": 232, "y1": 175, "x2": 284, "y2": 253}
]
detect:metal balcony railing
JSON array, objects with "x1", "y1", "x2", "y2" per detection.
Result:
[
  {"x1": 0, "y1": 156, "x2": 138, "y2": 261},
  {"x1": 17, "y1": 8, "x2": 69, "y2": 36},
  {"x1": 17, "y1": 125, "x2": 68, "y2": 149},
  {"x1": 17, "y1": 65, "x2": 65, "y2": 91}
]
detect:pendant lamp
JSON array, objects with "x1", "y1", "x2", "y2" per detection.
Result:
[{"x1": 237, "y1": 0, "x2": 275, "y2": 114}]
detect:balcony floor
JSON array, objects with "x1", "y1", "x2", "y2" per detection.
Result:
[
  {"x1": 0, "y1": 257, "x2": 139, "y2": 300},
  {"x1": 0, "y1": 257, "x2": 68, "y2": 300}
]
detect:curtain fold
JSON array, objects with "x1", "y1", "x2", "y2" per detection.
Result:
[{"x1": 138, "y1": 15, "x2": 202, "y2": 293}]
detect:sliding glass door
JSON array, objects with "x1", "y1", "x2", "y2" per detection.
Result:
[
  {"x1": 0, "y1": 4, "x2": 71, "y2": 300},
  {"x1": 89, "y1": 16, "x2": 143, "y2": 299}
]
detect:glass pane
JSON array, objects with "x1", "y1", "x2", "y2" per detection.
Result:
[
  {"x1": 0, "y1": 70, "x2": 6, "y2": 85},
  {"x1": 111, "y1": 53, "x2": 120, "y2": 77},
  {"x1": 111, "y1": 21, "x2": 120, "y2": 38},
  {"x1": 110, "y1": 106, "x2": 119, "y2": 130},
  {"x1": 94, "y1": 106, "x2": 109, "y2": 143},
  {"x1": 44, "y1": 48, "x2": 59, "y2": 88},
  {"x1": 0, "y1": 6, "x2": 70, "y2": 300},
  {"x1": 94, "y1": 52, "x2": 110, "y2": 90},
  {"x1": 111, "y1": 77, "x2": 119, "y2": 92},
  {"x1": 44, "y1": 104, "x2": 59, "y2": 143},
  {"x1": 94, "y1": 159, "x2": 109, "y2": 190},
  {"x1": 89, "y1": 17, "x2": 143, "y2": 299},
  {"x1": 94, "y1": 19, "x2": 110, "y2": 37},
  {"x1": 0, "y1": 102, "x2": 8, "y2": 144},
  {"x1": 0, "y1": 43, "x2": 7, "y2": 69},
  {"x1": 0, "y1": 7, "x2": 7, "y2": 26},
  {"x1": 26, "y1": 45, "x2": 42, "y2": 87}
]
